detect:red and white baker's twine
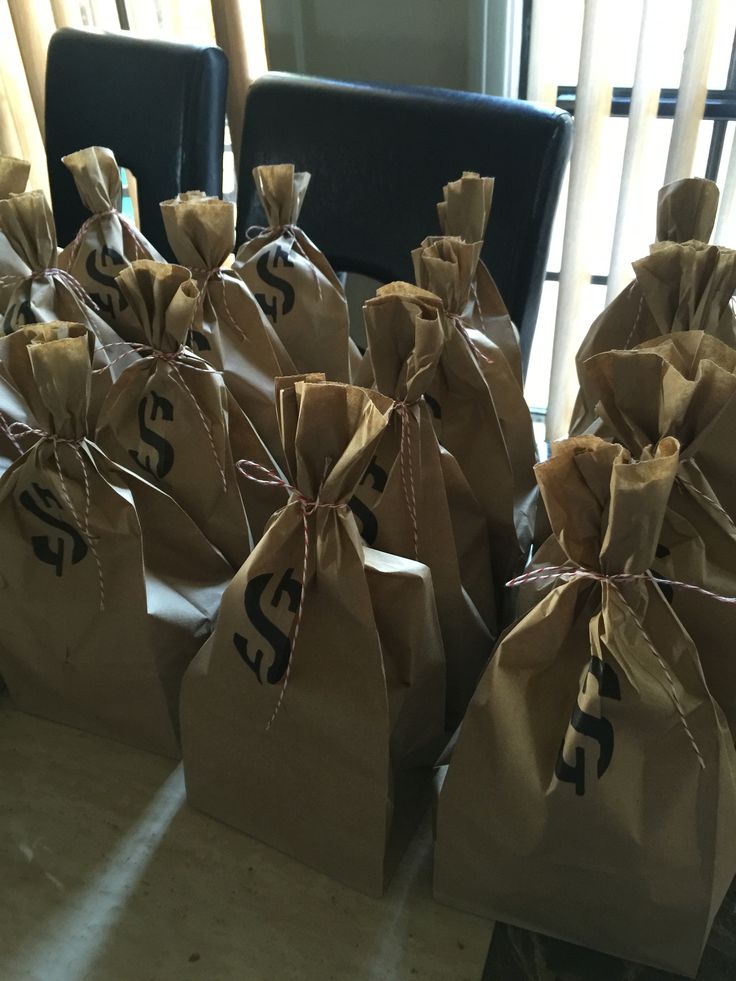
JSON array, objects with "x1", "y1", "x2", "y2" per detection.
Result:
[
  {"x1": 65, "y1": 208, "x2": 151, "y2": 268},
  {"x1": 190, "y1": 266, "x2": 248, "y2": 345},
  {"x1": 237, "y1": 459, "x2": 347, "y2": 730},
  {"x1": 4, "y1": 420, "x2": 105, "y2": 612},
  {"x1": 448, "y1": 312, "x2": 494, "y2": 368},
  {"x1": 507, "y1": 562, "x2": 736, "y2": 771},
  {"x1": 0, "y1": 267, "x2": 100, "y2": 313}
]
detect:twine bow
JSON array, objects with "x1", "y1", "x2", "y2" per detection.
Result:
[
  {"x1": 15, "y1": 267, "x2": 100, "y2": 312},
  {"x1": 189, "y1": 265, "x2": 247, "y2": 345},
  {"x1": 3, "y1": 419, "x2": 105, "y2": 611},
  {"x1": 506, "y1": 562, "x2": 736, "y2": 772},
  {"x1": 448, "y1": 312, "x2": 494, "y2": 369},
  {"x1": 237, "y1": 459, "x2": 347, "y2": 730}
]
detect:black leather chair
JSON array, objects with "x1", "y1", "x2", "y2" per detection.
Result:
[
  {"x1": 235, "y1": 72, "x2": 573, "y2": 373},
  {"x1": 45, "y1": 27, "x2": 228, "y2": 259}
]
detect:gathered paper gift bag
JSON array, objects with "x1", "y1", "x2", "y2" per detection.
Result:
[
  {"x1": 577, "y1": 330, "x2": 736, "y2": 736},
  {"x1": 412, "y1": 237, "x2": 537, "y2": 591},
  {"x1": 352, "y1": 283, "x2": 494, "y2": 725},
  {"x1": 181, "y1": 378, "x2": 445, "y2": 896},
  {"x1": 160, "y1": 190, "x2": 296, "y2": 471},
  {"x1": 571, "y1": 176, "x2": 735, "y2": 434},
  {"x1": 437, "y1": 171, "x2": 522, "y2": 384},
  {"x1": 0, "y1": 190, "x2": 135, "y2": 390},
  {"x1": 233, "y1": 163, "x2": 359, "y2": 381},
  {"x1": 58, "y1": 146, "x2": 163, "y2": 324},
  {"x1": 0, "y1": 325, "x2": 232, "y2": 756},
  {"x1": 97, "y1": 260, "x2": 285, "y2": 553},
  {"x1": 434, "y1": 434, "x2": 736, "y2": 977}
]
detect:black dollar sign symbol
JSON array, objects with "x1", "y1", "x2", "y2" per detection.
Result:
[
  {"x1": 233, "y1": 569, "x2": 302, "y2": 684},
  {"x1": 555, "y1": 656, "x2": 621, "y2": 796},
  {"x1": 349, "y1": 455, "x2": 388, "y2": 545},
  {"x1": 128, "y1": 390, "x2": 175, "y2": 479},
  {"x1": 424, "y1": 393, "x2": 442, "y2": 420},
  {"x1": 188, "y1": 329, "x2": 212, "y2": 353},
  {"x1": 4, "y1": 298, "x2": 38, "y2": 333},
  {"x1": 19, "y1": 482, "x2": 88, "y2": 576},
  {"x1": 254, "y1": 244, "x2": 295, "y2": 323},
  {"x1": 85, "y1": 246, "x2": 128, "y2": 319}
]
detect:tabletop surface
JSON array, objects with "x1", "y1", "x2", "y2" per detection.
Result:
[{"x1": 0, "y1": 694, "x2": 491, "y2": 981}]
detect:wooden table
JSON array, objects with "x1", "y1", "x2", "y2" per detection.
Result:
[{"x1": 0, "y1": 695, "x2": 491, "y2": 981}]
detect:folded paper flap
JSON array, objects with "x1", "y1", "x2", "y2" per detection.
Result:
[
  {"x1": 61, "y1": 146, "x2": 122, "y2": 214},
  {"x1": 437, "y1": 171, "x2": 494, "y2": 243},
  {"x1": 0, "y1": 190, "x2": 57, "y2": 270},
  {"x1": 364, "y1": 284, "x2": 444, "y2": 402},
  {"x1": 23, "y1": 330, "x2": 92, "y2": 438},
  {"x1": 411, "y1": 236, "x2": 481, "y2": 316},
  {"x1": 0, "y1": 155, "x2": 31, "y2": 200},
  {"x1": 253, "y1": 164, "x2": 311, "y2": 228},
  {"x1": 160, "y1": 191, "x2": 235, "y2": 268},
  {"x1": 282, "y1": 381, "x2": 393, "y2": 503},
  {"x1": 115, "y1": 260, "x2": 199, "y2": 351},
  {"x1": 656, "y1": 177, "x2": 719, "y2": 245},
  {"x1": 585, "y1": 332, "x2": 736, "y2": 452},
  {"x1": 538, "y1": 436, "x2": 679, "y2": 573},
  {"x1": 634, "y1": 240, "x2": 736, "y2": 334},
  {"x1": 275, "y1": 372, "x2": 327, "y2": 481}
]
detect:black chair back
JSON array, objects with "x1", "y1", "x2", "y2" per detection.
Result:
[
  {"x1": 45, "y1": 27, "x2": 227, "y2": 259},
  {"x1": 235, "y1": 72, "x2": 572, "y2": 373}
]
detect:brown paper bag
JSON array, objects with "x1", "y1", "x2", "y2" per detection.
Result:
[
  {"x1": 58, "y1": 146, "x2": 163, "y2": 325},
  {"x1": 353, "y1": 283, "x2": 494, "y2": 725},
  {"x1": 435, "y1": 435, "x2": 736, "y2": 977},
  {"x1": 571, "y1": 177, "x2": 736, "y2": 434},
  {"x1": 412, "y1": 237, "x2": 537, "y2": 588},
  {"x1": 232, "y1": 164, "x2": 359, "y2": 381},
  {"x1": 437, "y1": 171, "x2": 523, "y2": 384},
  {"x1": 0, "y1": 322, "x2": 96, "y2": 477},
  {"x1": 160, "y1": 190, "x2": 296, "y2": 471},
  {"x1": 95, "y1": 261, "x2": 266, "y2": 566},
  {"x1": 579, "y1": 331, "x2": 736, "y2": 735},
  {"x1": 0, "y1": 190, "x2": 136, "y2": 393},
  {"x1": 0, "y1": 326, "x2": 232, "y2": 756},
  {"x1": 181, "y1": 379, "x2": 445, "y2": 896}
]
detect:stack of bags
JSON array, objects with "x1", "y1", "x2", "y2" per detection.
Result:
[
  {"x1": 435, "y1": 176, "x2": 736, "y2": 976},
  {"x1": 0, "y1": 151, "x2": 533, "y2": 896}
]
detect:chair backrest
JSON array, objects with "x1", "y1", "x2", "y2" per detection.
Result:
[
  {"x1": 45, "y1": 27, "x2": 227, "y2": 259},
  {"x1": 235, "y1": 72, "x2": 572, "y2": 373}
]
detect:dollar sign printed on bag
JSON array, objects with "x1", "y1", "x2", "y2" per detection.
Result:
[
  {"x1": 651, "y1": 544, "x2": 674, "y2": 604},
  {"x1": 233, "y1": 569, "x2": 302, "y2": 684},
  {"x1": 555, "y1": 656, "x2": 621, "y2": 796},
  {"x1": 254, "y1": 244, "x2": 295, "y2": 323},
  {"x1": 19, "y1": 481, "x2": 88, "y2": 576},
  {"x1": 85, "y1": 246, "x2": 128, "y2": 319},
  {"x1": 3, "y1": 298, "x2": 38, "y2": 332},
  {"x1": 424, "y1": 394, "x2": 442, "y2": 420},
  {"x1": 128, "y1": 390, "x2": 175, "y2": 479},
  {"x1": 349, "y1": 455, "x2": 388, "y2": 545},
  {"x1": 188, "y1": 329, "x2": 212, "y2": 354}
]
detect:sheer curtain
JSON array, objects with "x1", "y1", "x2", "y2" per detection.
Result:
[
  {"x1": 0, "y1": 0, "x2": 267, "y2": 196},
  {"x1": 529, "y1": 0, "x2": 735, "y2": 440}
]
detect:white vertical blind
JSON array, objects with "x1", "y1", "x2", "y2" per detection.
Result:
[
  {"x1": 714, "y1": 133, "x2": 736, "y2": 245},
  {"x1": 664, "y1": 0, "x2": 721, "y2": 183},
  {"x1": 605, "y1": 0, "x2": 663, "y2": 301},
  {"x1": 526, "y1": 0, "x2": 558, "y2": 107},
  {"x1": 545, "y1": 0, "x2": 616, "y2": 440}
]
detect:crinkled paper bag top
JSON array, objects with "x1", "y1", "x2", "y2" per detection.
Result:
[
  {"x1": 0, "y1": 190, "x2": 57, "y2": 272},
  {"x1": 0, "y1": 156, "x2": 31, "y2": 200},
  {"x1": 538, "y1": 434, "x2": 679, "y2": 575},
  {"x1": 584, "y1": 331, "x2": 736, "y2": 456},
  {"x1": 61, "y1": 146, "x2": 123, "y2": 214},
  {"x1": 411, "y1": 236, "x2": 481, "y2": 317},
  {"x1": 253, "y1": 164, "x2": 311, "y2": 228},
  {"x1": 276, "y1": 379, "x2": 393, "y2": 505},
  {"x1": 160, "y1": 190, "x2": 235, "y2": 270},
  {"x1": 437, "y1": 171, "x2": 494, "y2": 245},
  {"x1": 363, "y1": 282, "x2": 444, "y2": 403},
  {"x1": 656, "y1": 176, "x2": 719, "y2": 245},
  {"x1": 115, "y1": 260, "x2": 199, "y2": 352}
]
